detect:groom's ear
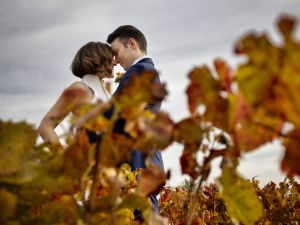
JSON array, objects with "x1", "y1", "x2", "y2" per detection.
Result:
[{"x1": 128, "y1": 38, "x2": 138, "y2": 50}]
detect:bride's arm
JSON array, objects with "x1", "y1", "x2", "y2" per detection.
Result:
[{"x1": 38, "y1": 82, "x2": 93, "y2": 144}]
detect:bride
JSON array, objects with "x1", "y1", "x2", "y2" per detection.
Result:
[{"x1": 38, "y1": 41, "x2": 116, "y2": 145}]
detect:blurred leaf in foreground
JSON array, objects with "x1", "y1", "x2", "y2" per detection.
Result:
[
  {"x1": 219, "y1": 166, "x2": 263, "y2": 225},
  {"x1": 0, "y1": 189, "x2": 18, "y2": 221},
  {"x1": 0, "y1": 120, "x2": 37, "y2": 176},
  {"x1": 281, "y1": 129, "x2": 300, "y2": 176}
]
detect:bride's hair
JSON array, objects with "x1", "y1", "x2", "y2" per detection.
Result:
[{"x1": 70, "y1": 41, "x2": 113, "y2": 78}]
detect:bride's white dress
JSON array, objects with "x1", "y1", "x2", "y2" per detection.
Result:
[{"x1": 81, "y1": 74, "x2": 110, "y2": 103}]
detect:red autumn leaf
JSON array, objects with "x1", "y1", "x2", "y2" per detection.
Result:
[
  {"x1": 232, "y1": 108, "x2": 283, "y2": 152},
  {"x1": 180, "y1": 147, "x2": 200, "y2": 179},
  {"x1": 214, "y1": 58, "x2": 233, "y2": 93},
  {"x1": 137, "y1": 111, "x2": 174, "y2": 150},
  {"x1": 186, "y1": 66, "x2": 221, "y2": 114},
  {"x1": 138, "y1": 165, "x2": 166, "y2": 197},
  {"x1": 277, "y1": 14, "x2": 297, "y2": 41},
  {"x1": 281, "y1": 129, "x2": 300, "y2": 176},
  {"x1": 186, "y1": 65, "x2": 231, "y2": 130},
  {"x1": 62, "y1": 131, "x2": 94, "y2": 179}
]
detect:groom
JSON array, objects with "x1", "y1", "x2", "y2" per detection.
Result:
[{"x1": 107, "y1": 25, "x2": 165, "y2": 212}]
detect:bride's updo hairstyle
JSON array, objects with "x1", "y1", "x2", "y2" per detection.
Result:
[{"x1": 71, "y1": 41, "x2": 113, "y2": 78}]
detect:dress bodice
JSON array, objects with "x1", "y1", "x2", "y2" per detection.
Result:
[{"x1": 81, "y1": 74, "x2": 110, "y2": 103}]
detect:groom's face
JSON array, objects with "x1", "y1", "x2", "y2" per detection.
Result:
[{"x1": 111, "y1": 38, "x2": 134, "y2": 71}]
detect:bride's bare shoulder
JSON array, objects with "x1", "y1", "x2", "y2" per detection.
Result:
[{"x1": 62, "y1": 81, "x2": 93, "y2": 102}]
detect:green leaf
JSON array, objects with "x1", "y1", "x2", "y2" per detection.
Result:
[
  {"x1": 0, "y1": 189, "x2": 18, "y2": 220},
  {"x1": 0, "y1": 120, "x2": 37, "y2": 175},
  {"x1": 26, "y1": 195, "x2": 81, "y2": 225},
  {"x1": 173, "y1": 118, "x2": 203, "y2": 146},
  {"x1": 18, "y1": 175, "x2": 76, "y2": 206},
  {"x1": 115, "y1": 208, "x2": 134, "y2": 225},
  {"x1": 117, "y1": 193, "x2": 150, "y2": 212},
  {"x1": 236, "y1": 64, "x2": 271, "y2": 108},
  {"x1": 143, "y1": 207, "x2": 169, "y2": 225},
  {"x1": 219, "y1": 166, "x2": 263, "y2": 225}
]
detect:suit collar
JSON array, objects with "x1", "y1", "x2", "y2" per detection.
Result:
[{"x1": 131, "y1": 55, "x2": 152, "y2": 66}]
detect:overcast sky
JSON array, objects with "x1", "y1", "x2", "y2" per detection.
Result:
[{"x1": 1, "y1": 0, "x2": 299, "y2": 186}]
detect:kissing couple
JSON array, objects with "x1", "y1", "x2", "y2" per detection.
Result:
[{"x1": 38, "y1": 25, "x2": 165, "y2": 217}]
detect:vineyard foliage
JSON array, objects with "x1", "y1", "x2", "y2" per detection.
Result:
[
  {"x1": 159, "y1": 178, "x2": 300, "y2": 224},
  {"x1": 1, "y1": 14, "x2": 300, "y2": 225}
]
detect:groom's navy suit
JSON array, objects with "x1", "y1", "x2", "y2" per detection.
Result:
[
  {"x1": 88, "y1": 58, "x2": 164, "y2": 211},
  {"x1": 104, "y1": 57, "x2": 164, "y2": 212}
]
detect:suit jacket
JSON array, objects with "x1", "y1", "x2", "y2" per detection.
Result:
[
  {"x1": 113, "y1": 58, "x2": 163, "y2": 164},
  {"x1": 113, "y1": 57, "x2": 164, "y2": 212},
  {"x1": 88, "y1": 57, "x2": 164, "y2": 212}
]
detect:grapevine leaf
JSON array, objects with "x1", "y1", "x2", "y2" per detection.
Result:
[
  {"x1": 279, "y1": 48, "x2": 300, "y2": 128},
  {"x1": 138, "y1": 165, "x2": 166, "y2": 197},
  {"x1": 186, "y1": 66, "x2": 221, "y2": 114},
  {"x1": 135, "y1": 111, "x2": 174, "y2": 152},
  {"x1": 277, "y1": 14, "x2": 297, "y2": 42},
  {"x1": 115, "y1": 208, "x2": 134, "y2": 225},
  {"x1": 219, "y1": 166, "x2": 263, "y2": 225},
  {"x1": 143, "y1": 207, "x2": 169, "y2": 225},
  {"x1": 139, "y1": 112, "x2": 174, "y2": 143},
  {"x1": 98, "y1": 133, "x2": 133, "y2": 167},
  {"x1": 233, "y1": 114, "x2": 282, "y2": 152},
  {"x1": 117, "y1": 193, "x2": 150, "y2": 212},
  {"x1": 236, "y1": 63, "x2": 274, "y2": 109},
  {"x1": 214, "y1": 58, "x2": 233, "y2": 93},
  {"x1": 120, "y1": 163, "x2": 138, "y2": 188},
  {"x1": 173, "y1": 118, "x2": 203, "y2": 146},
  {"x1": 86, "y1": 207, "x2": 134, "y2": 225},
  {"x1": 27, "y1": 195, "x2": 80, "y2": 225},
  {"x1": 186, "y1": 66, "x2": 230, "y2": 130},
  {"x1": 235, "y1": 32, "x2": 281, "y2": 67},
  {"x1": 281, "y1": 129, "x2": 300, "y2": 176},
  {"x1": 0, "y1": 120, "x2": 37, "y2": 175},
  {"x1": 227, "y1": 93, "x2": 251, "y2": 132},
  {"x1": 180, "y1": 146, "x2": 199, "y2": 179},
  {"x1": 62, "y1": 131, "x2": 94, "y2": 179},
  {"x1": 93, "y1": 195, "x2": 116, "y2": 213},
  {"x1": 18, "y1": 175, "x2": 76, "y2": 206},
  {"x1": 0, "y1": 144, "x2": 64, "y2": 186},
  {"x1": 0, "y1": 189, "x2": 18, "y2": 220},
  {"x1": 114, "y1": 71, "x2": 167, "y2": 110},
  {"x1": 121, "y1": 104, "x2": 147, "y2": 132}
]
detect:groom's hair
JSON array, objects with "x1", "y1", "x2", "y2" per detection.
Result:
[{"x1": 107, "y1": 25, "x2": 147, "y2": 53}]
